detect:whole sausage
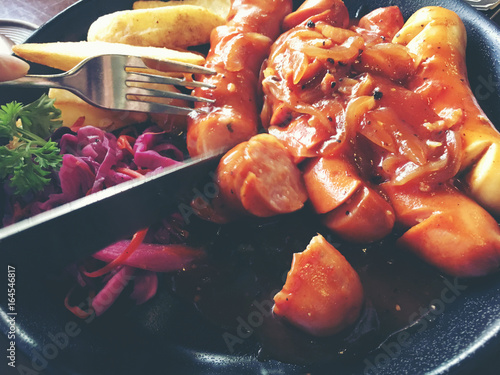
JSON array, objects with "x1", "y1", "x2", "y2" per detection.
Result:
[
  {"x1": 187, "y1": 0, "x2": 293, "y2": 157},
  {"x1": 393, "y1": 6, "x2": 500, "y2": 216}
]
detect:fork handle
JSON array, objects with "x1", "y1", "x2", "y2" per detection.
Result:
[{"x1": 0, "y1": 74, "x2": 67, "y2": 90}]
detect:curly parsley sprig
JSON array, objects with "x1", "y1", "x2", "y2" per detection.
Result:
[{"x1": 0, "y1": 94, "x2": 63, "y2": 195}]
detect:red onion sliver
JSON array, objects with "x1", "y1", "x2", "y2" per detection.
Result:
[
  {"x1": 92, "y1": 266, "x2": 135, "y2": 316},
  {"x1": 130, "y1": 271, "x2": 158, "y2": 305},
  {"x1": 92, "y1": 243, "x2": 206, "y2": 272}
]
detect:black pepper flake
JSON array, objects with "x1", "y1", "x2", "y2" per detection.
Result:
[
  {"x1": 395, "y1": 33, "x2": 400, "y2": 38},
  {"x1": 336, "y1": 139, "x2": 342, "y2": 143},
  {"x1": 226, "y1": 123, "x2": 234, "y2": 133},
  {"x1": 327, "y1": 58, "x2": 335, "y2": 64},
  {"x1": 301, "y1": 84, "x2": 306, "y2": 90},
  {"x1": 327, "y1": 116, "x2": 333, "y2": 121},
  {"x1": 345, "y1": 210, "x2": 351, "y2": 216},
  {"x1": 323, "y1": 40, "x2": 326, "y2": 46},
  {"x1": 306, "y1": 20, "x2": 316, "y2": 28},
  {"x1": 331, "y1": 81, "x2": 337, "y2": 89},
  {"x1": 373, "y1": 89, "x2": 383, "y2": 100},
  {"x1": 381, "y1": 36, "x2": 386, "y2": 40}
]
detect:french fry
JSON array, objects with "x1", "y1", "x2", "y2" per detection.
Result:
[
  {"x1": 87, "y1": 5, "x2": 225, "y2": 49},
  {"x1": 49, "y1": 84, "x2": 189, "y2": 133},
  {"x1": 132, "y1": 0, "x2": 231, "y2": 20},
  {"x1": 48, "y1": 89, "x2": 148, "y2": 131},
  {"x1": 12, "y1": 41, "x2": 205, "y2": 72}
]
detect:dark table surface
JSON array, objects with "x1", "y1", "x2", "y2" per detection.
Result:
[{"x1": 1, "y1": 1, "x2": 500, "y2": 375}]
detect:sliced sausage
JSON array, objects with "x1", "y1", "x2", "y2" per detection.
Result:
[
  {"x1": 323, "y1": 186, "x2": 395, "y2": 243},
  {"x1": 214, "y1": 133, "x2": 308, "y2": 218},
  {"x1": 273, "y1": 233, "x2": 364, "y2": 336},
  {"x1": 303, "y1": 155, "x2": 395, "y2": 243},
  {"x1": 384, "y1": 183, "x2": 500, "y2": 277}
]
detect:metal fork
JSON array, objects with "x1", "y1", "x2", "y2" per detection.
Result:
[
  {"x1": 463, "y1": 0, "x2": 500, "y2": 18},
  {"x1": 0, "y1": 54, "x2": 216, "y2": 115}
]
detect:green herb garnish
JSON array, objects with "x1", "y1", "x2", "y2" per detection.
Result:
[{"x1": 0, "y1": 94, "x2": 63, "y2": 195}]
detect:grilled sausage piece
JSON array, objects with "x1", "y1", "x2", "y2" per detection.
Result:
[
  {"x1": 385, "y1": 183, "x2": 500, "y2": 277},
  {"x1": 187, "y1": 0, "x2": 293, "y2": 157},
  {"x1": 303, "y1": 156, "x2": 395, "y2": 243},
  {"x1": 214, "y1": 133, "x2": 308, "y2": 218},
  {"x1": 394, "y1": 6, "x2": 500, "y2": 216},
  {"x1": 273, "y1": 234, "x2": 364, "y2": 336}
]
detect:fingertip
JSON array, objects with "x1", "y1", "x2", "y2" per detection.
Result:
[{"x1": 0, "y1": 55, "x2": 30, "y2": 81}]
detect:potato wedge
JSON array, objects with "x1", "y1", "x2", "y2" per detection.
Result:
[
  {"x1": 49, "y1": 89, "x2": 148, "y2": 131},
  {"x1": 132, "y1": 0, "x2": 230, "y2": 20},
  {"x1": 50, "y1": 85, "x2": 189, "y2": 132},
  {"x1": 87, "y1": 5, "x2": 225, "y2": 49},
  {"x1": 12, "y1": 41, "x2": 205, "y2": 72}
]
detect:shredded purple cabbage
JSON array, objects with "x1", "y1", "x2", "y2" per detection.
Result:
[
  {"x1": 2, "y1": 124, "x2": 193, "y2": 314},
  {"x1": 134, "y1": 130, "x2": 184, "y2": 170},
  {"x1": 27, "y1": 125, "x2": 184, "y2": 215}
]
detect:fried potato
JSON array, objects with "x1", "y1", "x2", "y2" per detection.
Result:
[
  {"x1": 48, "y1": 89, "x2": 148, "y2": 131},
  {"x1": 132, "y1": 0, "x2": 230, "y2": 20},
  {"x1": 50, "y1": 84, "x2": 189, "y2": 133},
  {"x1": 12, "y1": 41, "x2": 205, "y2": 72},
  {"x1": 87, "y1": 5, "x2": 225, "y2": 49}
]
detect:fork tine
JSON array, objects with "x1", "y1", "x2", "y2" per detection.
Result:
[
  {"x1": 126, "y1": 87, "x2": 215, "y2": 103},
  {"x1": 127, "y1": 72, "x2": 216, "y2": 89},
  {"x1": 125, "y1": 56, "x2": 216, "y2": 75},
  {"x1": 124, "y1": 99, "x2": 195, "y2": 115}
]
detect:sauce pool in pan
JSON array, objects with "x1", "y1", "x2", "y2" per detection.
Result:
[{"x1": 167, "y1": 210, "x2": 455, "y2": 364}]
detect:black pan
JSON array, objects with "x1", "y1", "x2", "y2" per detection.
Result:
[{"x1": 1, "y1": 0, "x2": 500, "y2": 374}]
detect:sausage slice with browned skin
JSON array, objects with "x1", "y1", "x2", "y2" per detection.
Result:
[
  {"x1": 273, "y1": 234, "x2": 364, "y2": 337},
  {"x1": 385, "y1": 183, "x2": 500, "y2": 277},
  {"x1": 303, "y1": 155, "x2": 395, "y2": 243},
  {"x1": 213, "y1": 133, "x2": 308, "y2": 218}
]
